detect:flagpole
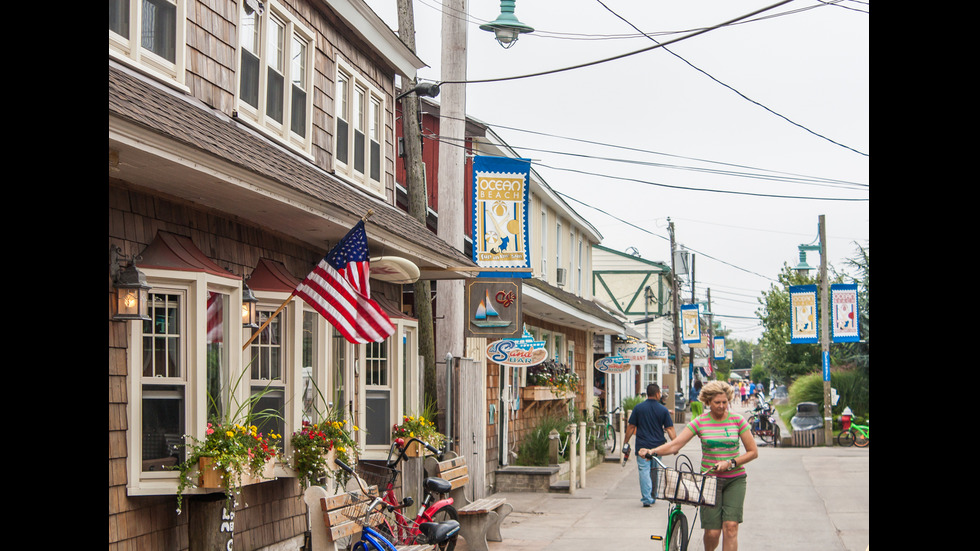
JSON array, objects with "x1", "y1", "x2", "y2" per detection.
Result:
[{"x1": 242, "y1": 211, "x2": 375, "y2": 351}]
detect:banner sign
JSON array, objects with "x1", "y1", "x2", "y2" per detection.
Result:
[
  {"x1": 465, "y1": 278, "x2": 522, "y2": 338},
  {"x1": 594, "y1": 355, "x2": 632, "y2": 373},
  {"x1": 830, "y1": 283, "x2": 861, "y2": 343},
  {"x1": 681, "y1": 304, "x2": 701, "y2": 344},
  {"x1": 614, "y1": 341, "x2": 647, "y2": 362},
  {"x1": 472, "y1": 156, "x2": 531, "y2": 277},
  {"x1": 790, "y1": 285, "x2": 818, "y2": 343},
  {"x1": 651, "y1": 348, "x2": 668, "y2": 361},
  {"x1": 485, "y1": 325, "x2": 547, "y2": 367},
  {"x1": 714, "y1": 336, "x2": 726, "y2": 360}
]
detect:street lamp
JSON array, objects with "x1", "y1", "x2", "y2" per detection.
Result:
[
  {"x1": 791, "y1": 215, "x2": 832, "y2": 446},
  {"x1": 480, "y1": 1, "x2": 534, "y2": 49}
]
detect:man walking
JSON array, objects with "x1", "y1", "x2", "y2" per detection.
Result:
[{"x1": 624, "y1": 383, "x2": 676, "y2": 507}]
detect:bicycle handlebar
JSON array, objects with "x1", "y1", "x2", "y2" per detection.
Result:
[{"x1": 388, "y1": 436, "x2": 445, "y2": 467}]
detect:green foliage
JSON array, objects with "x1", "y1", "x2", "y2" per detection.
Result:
[
  {"x1": 621, "y1": 394, "x2": 645, "y2": 411},
  {"x1": 516, "y1": 414, "x2": 573, "y2": 466},
  {"x1": 788, "y1": 368, "x2": 869, "y2": 419}
]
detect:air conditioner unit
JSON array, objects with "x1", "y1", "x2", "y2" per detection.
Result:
[{"x1": 556, "y1": 268, "x2": 567, "y2": 287}]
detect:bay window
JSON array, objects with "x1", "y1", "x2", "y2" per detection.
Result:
[{"x1": 109, "y1": 0, "x2": 186, "y2": 86}]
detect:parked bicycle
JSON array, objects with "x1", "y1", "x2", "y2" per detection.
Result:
[
  {"x1": 642, "y1": 452, "x2": 717, "y2": 551},
  {"x1": 836, "y1": 420, "x2": 870, "y2": 448},
  {"x1": 747, "y1": 399, "x2": 780, "y2": 447},
  {"x1": 334, "y1": 456, "x2": 460, "y2": 551},
  {"x1": 593, "y1": 406, "x2": 622, "y2": 454},
  {"x1": 353, "y1": 437, "x2": 460, "y2": 551}
]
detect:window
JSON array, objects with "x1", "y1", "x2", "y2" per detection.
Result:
[
  {"x1": 236, "y1": 1, "x2": 313, "y2": 152},
  {"x1": 335, "y1": 61, "x2": 386, "y2": 196},
  {"x1": 141, "y1": 291, "x2": 186, "y2": 475},
  {"x1": 556, "y1": 221, "x2": 562, "y2": 283},
  {"x1": 540, "y1": 209, "x2": 548, "y2": 277},
  {"x1": 577, "y1": 239, "x2": 583, "y2": 295},
  {"x1": 109, "y1": 0, "x2": 186, "y2": 85},
  {"x1": 364, "y1": 339, "x2": 391, "y2": 448},
  {"x1": 249, "y1": 306, "x2": 287, "y2": 442}
]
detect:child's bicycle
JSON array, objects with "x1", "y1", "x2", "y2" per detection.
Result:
[
  {"x1": 836, "y1": 420, "x2": 870, "y2": 448},
  {"x1": 354, "y1": 437, "x2": 460, "y2": 551},
  {"x1": 642, "y1": 453, "x2": 718, "y2": 551},
  {"x1": 333, "y1": 456, "x2": 460, "y2": 551}
]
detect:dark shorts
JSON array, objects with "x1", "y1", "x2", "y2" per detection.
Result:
[{"x1": 700, "y1": 475, "x2": 747, "y2": 529}]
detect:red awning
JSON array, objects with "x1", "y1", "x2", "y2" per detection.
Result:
[
  {"x1": 248, "y1": 258, "x2": 301, "y2": 292},
  {"x1": 138, "y1": 232, "x2": 237, "y2": 278}
]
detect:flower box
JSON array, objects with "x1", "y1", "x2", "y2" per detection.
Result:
[
  {"x1": 522, "y1": 385, "x2": 575, "y2": 401},
  {"x1": 198, "y1": 457, "x2": 276, "y2": 489},
  {"x1": 403, "y1": 439, "x2": 431, "y2": 457}
]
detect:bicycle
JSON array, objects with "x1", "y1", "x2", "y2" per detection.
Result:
[
  {"x1": 836, "y1": 420, "x2": 870, "y2": 448},
  {"x1": 593, "y1": 406, "x2": 621, "y2": 454},
  {"x1": 354, "y1": 437, "x2": 460, "y2": 551},
  {"x1": 333, "y1": 456, "x2": 460, "y2": 551},
  {"x1": 642, "y1": 453, "x2": 717, "y2": 551},
  {"x1": 747, "y1": 400, "x2": 780, "y2": 447}
]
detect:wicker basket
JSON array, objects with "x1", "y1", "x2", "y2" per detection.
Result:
[{"x1": 656, "y1": 468, "x2": 718, "y2": 507}]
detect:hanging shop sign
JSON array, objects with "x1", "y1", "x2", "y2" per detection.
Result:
[
  {"x1": 472, "y1": 156, "x2": 531, "y2": 278},
  {"x1": 465, "y1": 278, "x2": 522, "y2": 338},
  {"x1": 594, "y1": 355, "x2": 632, "y2": 373},
  {"x1": 790, "y1": 285, "x2": 818, "y2": 343},
  {"x1": 681, "y1": 304, "x2": 701, "y2": 344},
  {"x1": 831, "y1": 283, "x2": 861, "y2": 343},
  {"x1": 613, "y1": 341, "x2": 647, "y2": 362},
  {"x1": 485, "y1": 325, "x2": 548, "y2": 367}
]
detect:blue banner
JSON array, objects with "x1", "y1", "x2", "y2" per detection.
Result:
[
  {"x1": 472, "y1": 156, "x2": 531, "y2": 278},
  {"x1": 789, "y1": 285, "x2": 818, "y2": 344},
  {"x1": 681, "y1": 304, "x2": 701, "y2": 344},
  {"x1": 830, "y1": 283, "x2": 861, "y2": 343}
]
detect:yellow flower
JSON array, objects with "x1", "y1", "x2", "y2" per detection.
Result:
[
  {"x1": 353, "y1": 426, "x2": 359, "y2": 431},
  {"x1": 226, "y1": 431, "x2": 235, "y2": 438}
]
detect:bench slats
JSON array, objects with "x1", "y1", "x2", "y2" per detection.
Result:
[
  {"x1": 458, "y1": 497, "x2": 507, "y2": 514},
  {"x1": 320, "y1": 486, "x2": 383, "y2": 542}
]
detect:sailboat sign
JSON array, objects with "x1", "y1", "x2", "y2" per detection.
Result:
[{"x1": 465, "y1": 279, "x2": 523, "y2": 338}]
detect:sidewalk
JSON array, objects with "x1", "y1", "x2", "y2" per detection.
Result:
[{"x1": 454, "y1": 403, "x2": 869, "y2": 550}]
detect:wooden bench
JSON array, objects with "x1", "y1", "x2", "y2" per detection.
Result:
[
  {"x1": 303, "y1": 484, "x2": 435, "y2": 551},
  {"x1": 424, "y1": 454, "x2": 511, "y2": 551}
]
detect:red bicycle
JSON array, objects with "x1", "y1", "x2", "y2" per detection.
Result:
[{"x1": 353, "y1": 437, "x2": 459, "y2": 551}]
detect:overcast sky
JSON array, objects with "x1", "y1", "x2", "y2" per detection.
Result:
[{"x1": 365, "y1": 0, "x2": 870, "y2": 343}]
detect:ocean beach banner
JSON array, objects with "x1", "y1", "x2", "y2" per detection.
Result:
[
  {"x1": 472, "y1": 156, "x2": 531, "y2": 277},
  {"x1": 790, "y1": 285, "x2": 818, "y2": 343},
  {"x1": 831, "y1": 283, "x2": 861, "y2": 343}
]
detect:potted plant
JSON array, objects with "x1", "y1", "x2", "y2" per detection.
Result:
[
  {"x1": 526, "y1": 360, "x2": 579, "y2": 399},
  {"x1": 391, "y1": 401, "x2": 446, "y2": 456},
  {"x1": 289, "y1": 406, "x2": 359, "y2": 490},
  {"x1": 174, "y1": 377, "x2": 283, "y2": 514}
]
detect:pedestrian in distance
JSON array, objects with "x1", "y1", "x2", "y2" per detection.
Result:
[
  {"x1": 623, "y1": 383, "x2": 676, "y2": 507},
  {"x1": 639, "y1": 380, "x2": 758, "y2": 551}
]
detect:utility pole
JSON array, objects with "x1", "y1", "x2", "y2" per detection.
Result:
[
  {"x1": 818, "y1": 215, "x2": 831, "y2": 446},
  {"x1": 436, "y1": 0, "x2": 467, "y2": 435},
  {"x1": 396, "y1": 0, "x2": 437, "y2": 407},
  {"x1": 667, "y1": 219, "x2": 680, "y2": 412},
  {"x1": 687, "y1": 254, "x2": 695, "y2": 404}
]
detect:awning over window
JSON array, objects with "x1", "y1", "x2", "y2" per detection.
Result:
[
  {"x1": 138, "y1": 231, "x2": 237, "y2": 278},
  {"x1": 247, "y1": 258, "x2": 301, "y2": 293}
]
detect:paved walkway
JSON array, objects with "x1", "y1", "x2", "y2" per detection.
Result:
[{"x1": 454, "y1": 404, "x2": 869, "y2": 550}]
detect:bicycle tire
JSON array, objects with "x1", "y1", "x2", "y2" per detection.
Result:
[
  {"x1": 603, "y1": 425, "x2": 616, "y2": 454},
  {"x1": 836, "y1": 429, "x2": 855, "y2": 447},
  {"x1": 771, "y1": 423, "x2": 780, "y2": 447},
  {"x1": 668, "y1": 511, "x2": 689, "y2": 551},
  {"x1": 747, "y1": 415, "x2": 759, "y2": 437},
  {"x1": 427, "y1": 505, "x2": 459, "y2": 551},
  {"x1": 854, "y1": 433, "x2": 870, "y2": 448}
]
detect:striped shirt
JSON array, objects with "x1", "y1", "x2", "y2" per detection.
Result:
[{"x1": 686, "y1": 411, "x2": 748, "y2": 478}]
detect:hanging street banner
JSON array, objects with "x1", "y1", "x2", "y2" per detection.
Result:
[
  {"x1": 465, "y1": 278, "x2": 522, "y2": 338},
  {"x1": 831, "y1": 283, "x2": 861, "y2": 343},
  {"x1": 594, "y1": 355, "x2": 632, "y2": 373},
  {"x1": 472, "y1": 156, "x2": 531, "y2": 278},
  {"x1": 681, "y1": 304, "x2": 701, "y2": 344},
  {"x1": 790, "y1": 285, "x2": 819, "y2": 343},
  {"x1": 714, "y1": 336, "x2": 726, "y2": 360}
]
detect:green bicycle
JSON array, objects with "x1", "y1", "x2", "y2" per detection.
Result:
[
  {"x1": 593, "y1": 406, "x2": 621, "y2": 454},
  {"x1": 643, "y1": 453, "x2": 715, "y2": 551},
  {"x1": 836, "y1": 420, "x2": 870, "y2": 448}
]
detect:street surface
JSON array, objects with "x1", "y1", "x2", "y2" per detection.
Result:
[{"x1": 455, "y1": 404, "x2": 869, "y2": 551}]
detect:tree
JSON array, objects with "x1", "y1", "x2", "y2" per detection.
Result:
[{"x1": 833, "y1": 242, "x2": 869, "y2": 375}]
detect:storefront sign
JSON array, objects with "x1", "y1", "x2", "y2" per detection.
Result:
[
  {"x1": 613, "y1": 341, "x2": 646, "y2": 362},
  {"x1": 485, "y1": 336, "x2": 548, "y2": 367},
  {"x1": 465, "y1": 278, "x2": 522, "y2": 338},
  {"x1": 472, "y1": 156, "x2": 531, "y2": 277},
  {"x1": 594, "y1": 355, "x2": 632, "y2": 373}
]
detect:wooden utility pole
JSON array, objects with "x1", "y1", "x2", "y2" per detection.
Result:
[
  {"x1": 668, "y1": 219, "x2": 681, "y2": 410},
  {"x1": 396, "y1": 0, "x2": 437, "y2": 406}
]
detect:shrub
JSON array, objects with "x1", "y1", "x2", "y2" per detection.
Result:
[{"x1": 516, "y1": 414, "x2": 572, "y2": 466}]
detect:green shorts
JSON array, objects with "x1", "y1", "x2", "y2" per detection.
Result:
[{"x1": 700, "y1": 475, "x2": 747, "y2": 529}]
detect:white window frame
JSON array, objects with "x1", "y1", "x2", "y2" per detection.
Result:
[
  {"x1": 235, "y1": 0, "x2": 314, "y2": 155},
  {"x1": 126, "y1": 269, "x2": 245, "y2": 497},
  {"x1": 334, "y1": 59, "x2": 387, "y2": 197},
  {"x1": 109, "y1": 0, "x2": 187, "y2": 89}
]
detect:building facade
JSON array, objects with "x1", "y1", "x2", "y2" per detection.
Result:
[{"x1": 109, "y1": 1, "x2": 475, "y2": 549}]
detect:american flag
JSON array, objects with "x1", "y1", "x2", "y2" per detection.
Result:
[{"x1": 292, "y1": 221, "x2": 395, "y2": 343}]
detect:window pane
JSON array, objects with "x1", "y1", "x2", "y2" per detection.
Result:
[
  {"x1": 292, "y1": 86, "x2": 307, "y2": 137},
  {"x1": 144, "y1": 293, "x2": 181, "y2": 378},
  {"x1": 206, "y1": 292, "x2": 230, "y2": 420},
  {"x1": 109, "y1": 0, "x2": 130, "y2": 38},
  {"x1": 252, "y1": 387, "x2": 284, "y2": 441},
  {"x1": 337, "y1": 74, "x2": 349, "y2": 164},
  {"x1": 142, "y1": 385, "x2": 184, "y2": 472},
  {"x1": 291, "y1": 36, "x2": 308, "y2": 137},
  {"x1": 141, "y1": 0, "x2": 176, "y2": 62},
  {"x1": 354, "y1": 87, "x2": 366, "y2": 173},
  {"x1": 302, "y1": 312, "x2": 319, "y2": 423},
  {"x1": 266, "y1": 18, "x2": 285, "y2": 123},
  {"x1": 331, "y1": 327, "x2": 347, "y2": 414},
  {"x1": 251, "y1": 309, "x2": 283, "y2": 381},
  {"x1": 365, "y1": 390, "x2": 390, "y2": 446},
  {"x1": 267, "y1": 67, "x2": 284, "y2": 123},
  {"x1": 240, "y1": 49, "x2": 260, "y2": 108},
  {"x1": 369, "y1": 98, "x2": 381, "y2": 180}
]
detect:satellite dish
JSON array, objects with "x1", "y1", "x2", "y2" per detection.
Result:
[{"x1": 370, "y1": 256, "x2": 421, "y2": 284}]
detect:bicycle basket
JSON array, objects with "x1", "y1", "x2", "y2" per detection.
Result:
[
  {"x1": 339, "y1": 489, "x2": 384, "y2": 527},
  {"x1": 355, "y1": 461, "x2": 399, "y2": 489},
  {"x1": 656, "y1": 468, "x2": 718, "y2": 507}
]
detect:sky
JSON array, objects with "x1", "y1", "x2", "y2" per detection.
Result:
[{"x1": 364, "y1": 0, "x2": 870, "y2": 343}]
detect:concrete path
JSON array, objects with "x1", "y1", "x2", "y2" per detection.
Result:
[{"x1": 454, "y1": 406, "x2": 868, "y2": 551}]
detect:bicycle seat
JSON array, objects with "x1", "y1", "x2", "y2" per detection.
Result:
[
  {"x1": 419, "y1": 520, "x2": 460, "y2": 543},
  {"x1": 424, "y1": 477, "x2": 452, "y2": 495}
]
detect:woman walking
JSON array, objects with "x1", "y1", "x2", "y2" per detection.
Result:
[{"x1": 640, "y1": 381, "x2": 758, "y2": 551}]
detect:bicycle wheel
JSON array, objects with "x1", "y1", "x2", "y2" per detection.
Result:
[
  {"x1": 836, "y1": 429, "x2": 855, "y2": 447},
  {"x1": 770, "y1": 423, "x2": 780, "y2": 447},
  {"x1": 603, "y1": 425, "x2": 616, "y2": 454},
  {"x1": 429, "y1": 505, "x2": 459, "y2": 551},
  {"x1": 668, "y1": 511, "x2": 689, "y2": 551},
  {"x1": 747, "y1": 415, "x2": 759, "y2": 437},
  {"x1": 854, "y1": 432, "x2": 870, "y2": 448}
]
